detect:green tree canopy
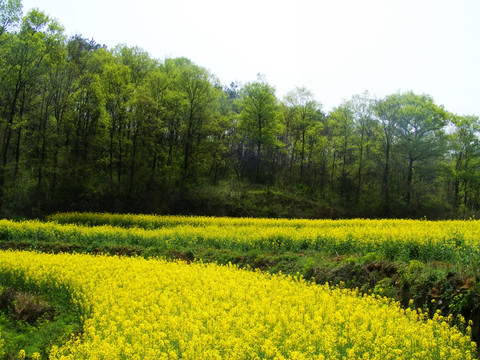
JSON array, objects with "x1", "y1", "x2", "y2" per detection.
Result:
[{"x1": 238, "y1": 76, "x2": 280, "y2": 182}]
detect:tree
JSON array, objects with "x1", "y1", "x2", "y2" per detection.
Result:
[
  {"x1": 375, "y1": 94, "x2": 402, "y2": 215},
  {"x1": 394, "y1": 92, "x2": 448, "y2": 208},
  {"x1": 238, "y1": 76, "x2": 279, "y2": 182},
  {"x1": 113, "y1": 45, "x2": 157, "y2": 86},
  {"x1": 0, "y1": 9, "x2": 64, "y2": 198},
  {"x1": 348, "y1": 92, "x2": 377, "y2": 205},
  {"x1": 449, "y1": 115, "x2": 480, "y2": 211},
  {"x1": 0, "y1": 0, "x2": 21, "y2": 35},
  {"x1": 375, "y1": 92, "x2": 448, "y2": 215},
  {"x1": 126, "y1": 84, "x2": 156, "y2": 202},
  {"x1": 174, "y1": 59, "x2": 218, "y2": 180},
  {"x1": 283, "y1": 87, "x2": 321, "y2": 182},
  {"x1": 99, "y1": 50, "x2": 133, "y2": 196},
  {"x1": 327, "y1": 105, "x2": 355, "y2": 203}
]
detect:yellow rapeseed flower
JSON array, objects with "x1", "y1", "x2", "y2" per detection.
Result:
[{"x1": 0, "y1": 250, "x2": 476, "y2": 359}]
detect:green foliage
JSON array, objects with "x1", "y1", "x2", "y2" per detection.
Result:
[
  {"x1": 373, "y1": 278, "x2": 396, "y2": 298},
  {"x1": 0, "y1": 0, "x2": 21, "y2": 34},
  {"x1": 0, "y1": 286, "x2": 82, "y2": 360},
  {"x1": 238, "y1": 76, "x2": 281, "y2": 182},
  {"x1": 0, "y1": 2, "x2": 480, "y2": 218}
]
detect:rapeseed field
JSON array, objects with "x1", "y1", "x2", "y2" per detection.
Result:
[
  {"x1": 3, "y1": 215, "x2": 480, "y2": 262},
  {"x1": 0, "y1": 250, "x2": 476, "y2": 359}
]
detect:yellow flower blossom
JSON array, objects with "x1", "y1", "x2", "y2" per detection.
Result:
[
  {"x1": 0, "y1": 250, "x2": 476, "y2": 359},
  {"x1": 2, "y1": 214, "x2": 476, "y2": 263}
]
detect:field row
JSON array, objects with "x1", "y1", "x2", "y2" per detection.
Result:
[
  {"x1": 2, "y1": 216, "x2": 480, "y2": 263},
  {"x1": 48, "y1": 212, "x2": 479, "y2": 230},
  {"x1": 0, "y1": 250, "x2": 476, "y2": 360}
]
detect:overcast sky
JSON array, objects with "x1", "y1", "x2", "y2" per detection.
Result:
[{"x1": 21, "y1": 0, "x2": 480, "y2": 116}]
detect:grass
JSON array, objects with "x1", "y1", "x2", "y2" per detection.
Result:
[{"x1": 0, "y1": 286, "x2": 82, "y2": 360}]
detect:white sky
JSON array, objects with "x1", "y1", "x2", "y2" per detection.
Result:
[{"x1": 22, "y1": 0, "x2": 480, "y2": 116}]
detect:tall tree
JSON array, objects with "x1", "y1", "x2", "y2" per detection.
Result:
[
  {"x1": 114, "y1": 45, "x2": 156, "y2": 86},
  {"x1": 375, "y1": 92, "x2": 448, "y2": 214},
  {"x1": 449, "y1": 115, "x2": 480, "y2": 211},
  {"x1": 0, "y1": 0, "x2": 21, "y2": 36},
  {"x1": 0, "y1": 9, "x2": 63, "y2": 197},
  {"x1": 348, "y1": 92, "x2": 377, "y2": 205},
  {"x1": 174, "y1": 58, "x2": 218, "y2": 180},
  {"x1": 375, "y1": 94, "x2": 401, "y2": 215},
  {"x1": 238, "y1": 76, "x2": 279, "y2": 182},
  {"x1": 327, "y1": 105, "x2": 355, "y2": 203},
  {"x1": 396, "y1": 93, "x2": 448, "y2": 208},
  {"x1": 99, "y1": 50, "x2": 133, "y2": 197},
  {"x1": 283, "y1": 87, "x2": 321, "y2": 183}
]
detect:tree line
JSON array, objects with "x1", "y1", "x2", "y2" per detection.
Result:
[{"x1": 1, "y1": 2, "x2": 480, "y2": 218}]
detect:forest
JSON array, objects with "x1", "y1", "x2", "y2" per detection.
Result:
[{"x1": 1, "y1": 1, "x2": 480, "y2": 219}]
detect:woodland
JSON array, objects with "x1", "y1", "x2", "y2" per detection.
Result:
[{"x1": 1, "y1": 1, "x2": 480, "y2": 219}]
